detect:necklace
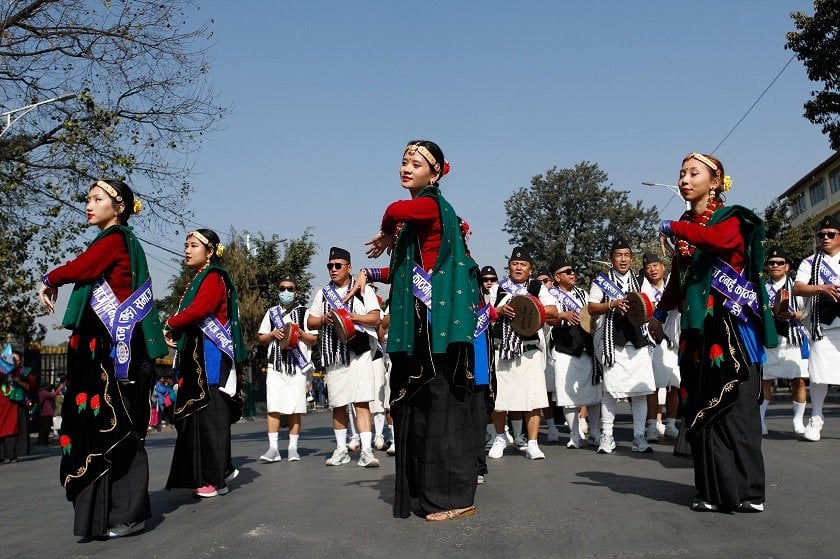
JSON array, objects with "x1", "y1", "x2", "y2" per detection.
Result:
[
  {"x1": 677, "y1": 198, "x2": 722, "y2": 257},
  {"x1": 176, "y1": 262, "x2": 210, "y2": 311}
]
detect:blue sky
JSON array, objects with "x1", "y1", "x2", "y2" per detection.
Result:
[{"x1": 40, "y1": 1, "x2": 835, "y2": 342}]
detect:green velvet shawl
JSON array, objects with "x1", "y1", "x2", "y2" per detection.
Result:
[{"x1": 387, "y1": 186, "x2": 480, "y2": 355}]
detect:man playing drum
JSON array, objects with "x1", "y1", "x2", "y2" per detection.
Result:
[
  {"x1": 587, "y1": 239, "x2": 655, "y2": 454},
  {"x1": 486, "y1": 247, "x2": 559, "y2": 460},
  {"x1": 308, "y1": 247, "x2": 382, "y2": 467}
]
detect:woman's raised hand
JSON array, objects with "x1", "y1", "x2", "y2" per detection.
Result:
[
  {"x1": 342, "y1": 271, "x2": 367, "y2": 304},
  {"x1": 38, "y1": 284, "x2": 57, "y2": 313},
  {"x1": 365, "y1": 231, "x2": 394, "y2": 259}
]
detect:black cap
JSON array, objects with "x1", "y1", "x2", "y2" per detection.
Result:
[
  {"x1": 509, "y1": 246, "x2": 533, "y2": 263},
  {"x1": 328, "y1": 246, "x2": 351, "y2": 263},
  {"x1": 550, "y1": 256, "x2": 573, "y2": 273},
  {"x1": 537, "y1": 268, "x2": 551, "y2": 278},
  {"x1": 642, "y1": 253, "x2": 662, "y2": 268},
  {"x1": 610, "y1": 238, "x2": 632, "y2": 253},
  {"x1": 765, "y1": 246, "x2": 790, "y2": 263},
  {"x1": 817, "y1": 214, "x2": 840, "y2": 232},
  {"x1": 480, "y1": 265, "x2": 497, "y2": 278}
]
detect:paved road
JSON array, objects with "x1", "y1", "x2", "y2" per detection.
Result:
[{"x1": 4, "y1": 393, "x2": 838, "y2": 559}]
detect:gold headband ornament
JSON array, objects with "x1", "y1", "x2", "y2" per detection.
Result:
[
  {"x1": 685, "y1": 153, "x2": 732, "y2": 192},
  {"x1": 405, "y1": 144, "x2": 450, "y2": 176},
  {"x1": 93, "y1": 180, "x2": 143, "y2": 214},
  {"x1": 188, "y1": 230, "x2": 224, "y2": 256}
]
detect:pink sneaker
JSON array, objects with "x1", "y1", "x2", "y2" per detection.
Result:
[{"x1": 195, "y1": 484, "x2": 219, "y2": 498}]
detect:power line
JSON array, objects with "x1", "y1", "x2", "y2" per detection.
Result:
[{"x1": 711, "y1": 54, "x2": 796, "y2": 154}]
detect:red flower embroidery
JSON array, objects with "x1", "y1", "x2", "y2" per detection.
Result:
[
  {"x1": 89, "y1": 337, "x2": 96, "y2": 353},
  {"x1": 705, "y1": 294, "x2": 715, "y2": 317},
  {"x1": 76, "y1": 392, "x2": 87, "y2": 412},
  {"x1": 178, "y1": 378, "x2": 183, "y2": 389},
  {"x1": 709, "y1": 344, "x2": 724, "y2": 367},
  {"x1": 69, "y1": 335, "x2": 80, "y2": 350},
  {"x1": 60, "y1": 434, "x2": 72, "y2": 455},
  {"x1": 90, "y1": 394, "x2": 101, "y2": 417}
]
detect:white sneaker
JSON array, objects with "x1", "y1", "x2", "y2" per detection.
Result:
[
  {"x1": 374, "y1": 434, "x2": 386, "y2": 450},
  {"x1": 386, "y1": 441, "x2": 396, "y2": 456},
  {"x1": 632, "y1": 434, "x2": 653, "y2": 453},
  {"x1": 488, "y1": 437, "x2": 506, "y2": 459},
  {"x1": 347, "y1": 435, "x2": 361, "y2": 451},
  {"x1": 514, "y1": 433, "x2": 528, "y2": 451},
  {"x1": 287, "y1": 447, "x2": 300, "y2": 461},
  {"x1": 547, "y1": 428, "x2": 560, "y2": 443},
  {"x1": 566, "y1": 435, "x2": 583, "y2": 449},
  {"x1": 357, "y1": 448, "x2": 380, "y2": 468},
  {"x1": 597, "y1": 434, "x2": 616, "y2": 454},
  {"x1": 504, "y1": 426, "x2": 514, "y2": 444},
  {"x1": 664, "y1": 423, "x2": 679, "y2": 439},
  {"x1": 326, "y1": 446, "x2": 351, "y2": 466},
  {"x1": 224, "y1": 468, "x2": 239, "y2": 483},
  {"x1": 645, "y1": 423, "x2": 661, "y2": 442},
  {"x1": 107, "y1": 521, "x2": 145, "y2": 538},
  {"x1": 803, "y1": 416, "x2": 824, "y2": 442},
  {"x1": 477, "y1": 474, "x2": 485, "y2": 484},
  {"x1": 793, "y1": 418, "x2": 806, "y2": 436},
  {"x1": 260, "y1": 447, "x2": 282, "y2": 463},
  {"x1": 525, "y1": 444, "x2": 545, "y2": 460}
]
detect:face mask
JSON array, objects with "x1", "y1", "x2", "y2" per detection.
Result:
[{"x1": 278, "y1": 291, "x2": 295, "y2": 305}]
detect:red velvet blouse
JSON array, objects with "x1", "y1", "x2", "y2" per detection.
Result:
[
  {"x1": 46, "y1": 233, "x2": 132, "y2": 301},
  {"x1": 381, "y1": 196, "x2": 442, "y2": 270},
  {"x1": 167, "y1": 271, "x2": 229, "y2": 329}
]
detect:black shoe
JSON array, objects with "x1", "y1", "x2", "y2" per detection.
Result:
[
  {"x1": 734, "y1": 500, "x2": 764, "y2": 513},
  {"x1": 690, "y1": 498, "x2": 718, "y2": 512}
]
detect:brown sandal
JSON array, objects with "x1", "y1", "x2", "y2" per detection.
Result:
[{"x1": 425, "y1": 506, "x2": 477, "y2": 522}]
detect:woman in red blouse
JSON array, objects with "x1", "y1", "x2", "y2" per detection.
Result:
[
  {"x1": 38, "y1": 179, "x2": 167, "y2": 538},
  {"x1": 652, "y1": 153, "x2": 776, "y2": 514},
  {"x1": 358, "y1": 140, "x2": 486, "y2": 522},
  {"x1": 164, "y1": 229, "x2": 246, "y2": 499}
]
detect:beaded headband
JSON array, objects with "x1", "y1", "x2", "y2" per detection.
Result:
[
  {"x1": 188, "y1": 230, "x2": 224, "y2": 256},
  {"x1": 92, "y1": 180, "x2": 143, "y2": 214},
  {"x1": 405, "y1": 144, "x2": 441, "y2": 173},
  {"x1": 94, "y1": 180, "x2": 122, "y2": 202},
  {"x1": 685, "y1": 153, "x2": 720, "y2": 177}
]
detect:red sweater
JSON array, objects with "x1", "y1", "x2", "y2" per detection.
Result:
[
  {"x1": 659, "y1": 215, "x2": 745, "y2": 313},
  {"x1": 167, "y1": 271, "x2": 228, "y2": 330},
  {"x1": 381, "y1": 196, "x2": 442, "y2": 270},
  {"x1": 46, "y1": 233, "x2": 132, "y2": 301}
]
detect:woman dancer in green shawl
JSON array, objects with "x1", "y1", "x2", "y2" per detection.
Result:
[{"x1": 39, "y1": 180, "x2": 167, "y2": 538}]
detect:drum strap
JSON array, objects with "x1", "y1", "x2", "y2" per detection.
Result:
[
  {"x1": 90, "y1": 277, "x2": 154, "y2": 379},
  {"x1": 268, "y1": 306, "x2": 312, "y2": 374}
]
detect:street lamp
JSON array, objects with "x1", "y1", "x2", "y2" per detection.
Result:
[
  {"x1": 642, "y1": 181, "x2": 690, "y2": 211},
  {"x1": 1, "y1": 93, "x2": 78, "y2": 138}
]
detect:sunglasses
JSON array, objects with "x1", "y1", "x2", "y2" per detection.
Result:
[
  {"x1": 326, "y1": 263, "x2": 346, "y2": 270},
  {"x1": 765, "y1": 260, "x2": 786, "y2": 267},
  {"x1": 554, "y1": 269, "x2": 576, "y2": 275},
  {"x1": 540, "y1": 278, "x2": 552, "y2": 284},
  {"x1": 482, "y1": 277, "x2": 497, "y2": 282},
  {"x1": 817, "y1": 231, "x2": 837, "y2": 240},
  {"x1": 278, "y1": 286, "x2": 295, "y2": 292}
]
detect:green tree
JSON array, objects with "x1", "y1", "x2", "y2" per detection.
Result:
[
  {"x1": 1, "y1": 0, "x2": 226, "y2": 344},
  {"x1": 503, "y1": 162, "x2": 660, "y2": 283},
  {"x1": 763, "y1": 198, "x2": 818, "y2": 269},
  {"x1": 786, "y1": 0, "x2": 840, "y2": 150}
]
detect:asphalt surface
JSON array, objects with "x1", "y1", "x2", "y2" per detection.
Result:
[{"x1": 4, "y1": 391, "x2": 838, "y2": 559}]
